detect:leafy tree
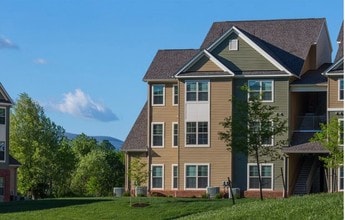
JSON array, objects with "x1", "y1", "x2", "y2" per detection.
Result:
[
  {"x1": 70, "y1": 138, "x2": 125, "y2": 196},
  {"x1": 71, "y1": 133, "x2": 98, "y2": 159},
  {"x1": 219, "y1": 88, "x2": 287, "y2": 200},
  {"x1": 10, "y1": 93, "x2": 73, "y2": 198},
  {"x1": 310, "y1": 117, "x2": 344, "y2": 192}
]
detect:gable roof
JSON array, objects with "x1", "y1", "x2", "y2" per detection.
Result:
[
  {"x1": 122, "y1": 102, "x2": 147, "y2": 152},
  {"x1": 0, "y1": 83, "x2": 14, "y2": 106},
  {"x1": 143, "y1": 49, "x2": 199, "y2": 81},
  {"x1": 175, "y1": 49, "x2": 235, "y2": 78},
  {"x1": 200, "y1": 18, "x2": 328, "y2": 76},
  {"x1": 334, "y1": 21, "x2": 344, "y2": 63}
]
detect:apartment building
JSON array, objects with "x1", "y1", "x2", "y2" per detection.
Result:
[
  {"x1": 0, "y1": 83, "x2": 20, "y2": 202},
  {"x1": 123, "y1": 18, "x2": 343, "y2": 198}
]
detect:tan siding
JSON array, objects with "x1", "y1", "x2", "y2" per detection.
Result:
[
  {"x1": 150, "y1": 82, "x2": 179, "y2": 190},
  {"x1": 328, "y1": 76, "x2": 343, "y2": 108},
  {"x1": 189, "y1": 56, "x2": 223, "y2": 72},
  {"x1": 212, "y1": 33, "x2": 278, "y2": 72},
  {"x1": 178, "y1": 79, "x2": 232, "y2": 189}
]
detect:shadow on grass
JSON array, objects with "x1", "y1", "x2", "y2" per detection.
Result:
[{"x1": 0, "y1": 198, "x2": 111, "y2": 214}]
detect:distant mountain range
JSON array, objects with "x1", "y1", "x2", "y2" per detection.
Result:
[{"x1": 65, "y1": 132, "x2": 123, "y2": 150}]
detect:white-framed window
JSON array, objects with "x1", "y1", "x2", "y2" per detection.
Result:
[
  {"x1": 172, "y1": 122, "x2": 178, "y2": 147},
  {"x1": 173, "y1": 84, "x2": 178, "y2": 106},
  {"x1": 0, "y1": 142, "x2": 5, "y2": 162},
  {"x1": 249, "y1": 120, "x2": 274, "y2": 146},
  {"x1": 172, "y1": 164, "x2": 178, "y2": 189},
  {"x1": 151, "y1": 123, "x2": 164, "y2": 147},
  {"x1": 186, "y1": 122, "x2": 208, "y2": 146},
  {"x1": 151, "y1": 164, "x2": 164, "y2": 189},
  {"x1": 186, "y1": 81, "x2": 209, "y2": 102},
  {"x1": 339, "y1": 119, "x2": 344, "y2": 146},
  {"x1": 248, "y1": 80, "x2": 274, "y2": 102},
  {"x1": 229, "y1": 39, "x2": 239, "y2": 51},
  {"x1": 152, "y1": 84, "x2": 165, "y2": 106},
  {"x1": 0, "y1": 177, "x2": 3, "y2": 196},
  {"x1": 185, "y1": 164, "x2": 209, "y2": 189},
  {"x1": 0, "y1": 108, "x2": 5, "y2": 125},
  {"x1": 339, "y1": 79, "x2": 344, "y2": 101},
  {"x1": 339, "y1": 165, "x2": 344, "y2": 191},
  {"x1": 248, "y1": 163, "x2": 273, "y2": 190}
]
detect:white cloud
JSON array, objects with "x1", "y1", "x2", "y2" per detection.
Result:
[
  {"x1": 33, "y1": 58, "x2": 48, "y2": 65},
  {"x1": 0, "y1": 36, "x2": 19, "y2": 49},
  {"x1": 52, "y1": 89, "x2": 118, "y2": 122}
]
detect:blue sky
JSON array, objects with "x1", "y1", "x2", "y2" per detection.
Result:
[{"x1": 0, "y1": 0, "x2": 343, "y2": 141}]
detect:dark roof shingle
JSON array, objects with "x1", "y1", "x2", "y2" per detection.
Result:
[
  {"x1": 200, "y1": 18, "x2": 327, "y2": 75},
  {"x1": 122, "y1": 103, "x2": 147, "y2": 152},
  {"x1": 143, "y1": 49, "x2": 199, "y2": 81},
  {"x1": 335, "y1": 22, "x2": 344, "y2": 62}
]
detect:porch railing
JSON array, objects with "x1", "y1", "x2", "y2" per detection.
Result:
[{"x1": 296, "y1": 115, "x2": 326, "y2": 131}]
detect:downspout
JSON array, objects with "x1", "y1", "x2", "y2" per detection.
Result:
[{"x1": 147, "y1": 84, "x2": 152, "y2": 193}]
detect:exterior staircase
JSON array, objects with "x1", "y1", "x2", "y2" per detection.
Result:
[{"x1": 293, "y1": 156, "x2": 317, "y2": 195}]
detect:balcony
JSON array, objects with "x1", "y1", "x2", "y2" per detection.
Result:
[{"x1": 296, "y1": 114, "x2": 326, "y2": 131}]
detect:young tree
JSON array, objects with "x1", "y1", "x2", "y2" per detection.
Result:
[
  {"x1": 310, "y1": 117, "x2": 344, "y2": 192},
  {"x1": 219, "y1": 89, "x2": 287, "y2": 200}
]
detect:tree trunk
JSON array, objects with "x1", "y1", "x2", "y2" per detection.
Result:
[{"x1": 255, "y1": 150, "x2": 263, "y2": 201}]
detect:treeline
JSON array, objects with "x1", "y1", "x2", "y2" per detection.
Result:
[{"x1": 10, "y1": 93, "x2": 124, "y2": 199}]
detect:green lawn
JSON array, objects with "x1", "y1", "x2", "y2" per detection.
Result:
[{"x1": 0, "y1": 193, "x2": 342, "y2": 220}]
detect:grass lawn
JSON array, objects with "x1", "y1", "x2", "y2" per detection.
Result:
[{"x1": 0, "y1": 193, "x2": 342, "y2": 220}]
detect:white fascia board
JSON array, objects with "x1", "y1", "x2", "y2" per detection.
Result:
[
  {"x1": 203, "y1": 50, "x2": 235, "y2": 75},
  {"x1": 207, "y1": 26, "x2": 294, "y2": 77},
  {"x1": 175, "y1": 50, "x2": 233, "y2": 78},
  {"x1": 0, "y1": 83, "x2": 14, "y2": 105},
  {"x1": 323, "y1": 57, "x2": 344, "y2": 76}
]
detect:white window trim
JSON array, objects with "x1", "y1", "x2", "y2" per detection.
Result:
[
  {"x1": 229, "y1": 39, "x2": 239, "y2": 51},
  {"x1": 0, "y1": 107, "x2": 5, "y2": 125},
  {"x1": 247, "y1": 163, "x2": 274, "y2": 190},
  {"x1": 151, "y1": 164, "x2": 164, "y2": 190},
  {"x1": 339, "y1": 79, "x2": 344, "y2": 101},
  {"x1": 172, "y1": 164, "x2": 178, "y2": 190},
  {"x1": 172, "y1": 122, "x2": 178, "y2": 148},
  {"x1": 248, "y1": 80, "x2": 274, "y2": 102},
  {"x1": 151, "y1": 122, "x2": 164, "y2": 148},
  {"x1": 184, "y1": 163, "x2": 210, "y2": 190},
  {"x1": 0, "y1": 141, "x2": 5, "y2": 163},
  {"x1": 338, "y1": 165, "x2": 344, "y2": 192},
  {"x1": 185, "y1": 121, "x2": 209, "y2": 147},
  {"x1": 185, "y1": 80, "x2": 210, "y2": 103},
  {"x1": 173, "y1": 84, "x2": 178, "y2": 106},
  {"x1": 151, "y1": 84, "x2": 165, "y2": 106}
]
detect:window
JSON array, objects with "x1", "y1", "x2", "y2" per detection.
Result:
[
  {"x1": 172, "y1": 123, "x2": 178, "y2": 147},
  {"x1": 229, "y1": 39, "x2": 239, "y2": 51},
  {"x1": 339, "y1": 166, "x2": 344, "y2": 191},
  {"x1": 151, "y1": 165, "x2": 164, "y2": 189},
  {"x1": 339, "y1": 79, "x2": 344, "y2": 101},
  {"x1": 248, "y1": 80, "x2": 273, "y2": 102},
  {"x1": 152, "y1": 123, "x2": 164, "y2": 147},
  {"x1": 249, "y1": 120, "x2": 273, "y2": 146},
  {"x1": 172, "y1": 165, "x2": 178, "y2": 189},
  {"x1": 173, "y1": 85, "x2": 178, "y2": 105},
  {"x1": 0, "y1": 108, "x2": 5, "y2": 125},
  {"x1": 0, "y1": 142, "x2": 4, "y2": 162},
  {"x1": 152, "y1": 85, "x2": 165, "y2": 105},
  {"x1": 186, "y1": 81, "x2": 209, "y2": 102},
  {"x1": 248, "y1": 163, "x2": 273, "y2": 190},
  {"x1": 185, "y1": 164, "x2": 209, "y2": 189},
  {"x1": 0, "y1": 177, "x2": 3, "y2": 196},
  {"x1": 339, "y1": 119, "x2": 344, "y2": 146},
  {"x1": 186, "y1": 122, "x2": 208, "y2": 146}
]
